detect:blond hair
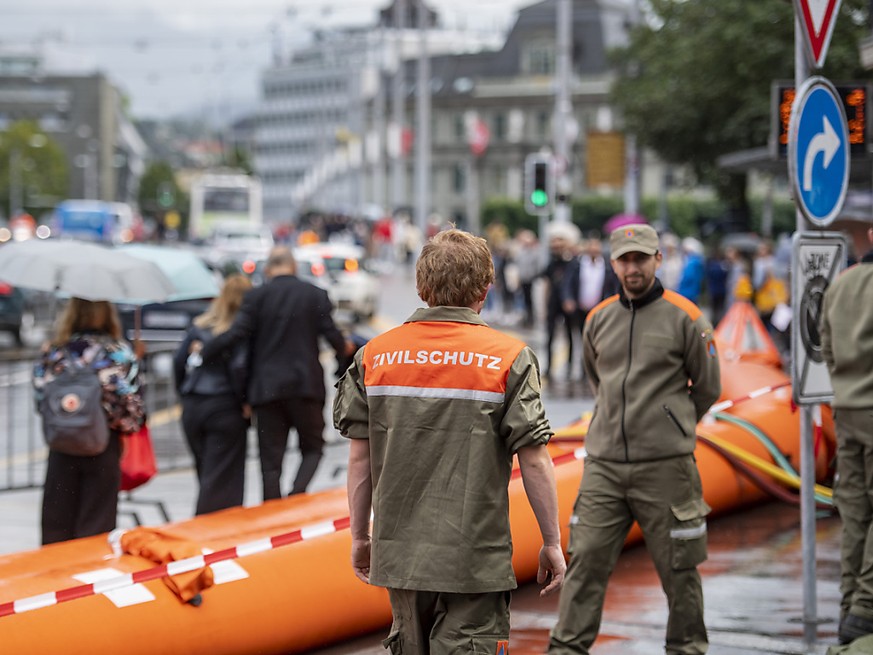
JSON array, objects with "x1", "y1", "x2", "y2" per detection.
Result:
[
  {"x1": 194, "y1": 274, "x2": 253, "y2": 335},
  {"x1": 416, "y1": 229, "x2": 494, "y2": 308},
  {"x1": 53, "y1": 298, "x2": 123, "y2": 344}
]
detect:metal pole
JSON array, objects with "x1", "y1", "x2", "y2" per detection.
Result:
[
  {"x1": 391, "y1": 0, "x2": 407, "y2": 212},
  {"x1": 414, "y1": 1, "x2": 431, "y2": 235},
  {"x1": 553, "y1": 0, "x2": 572, "y2": 224},
  {"x1": 373, "y1": 27, "x2": 387, "y2": 213},
  {"x1": 794, "y1": 12, "x2": 818, "y2": 649},
  {"x1": 623, "y1": 0, "x2": 642, "y2": 216}
]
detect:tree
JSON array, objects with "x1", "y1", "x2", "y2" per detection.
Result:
[
  {"x1": 137, "y1": 161, "x2": 188, "y2": 235},
  {"x1": 0, "y1": 121, "x2": 69, "y2": 221},
  {"x1": 137, "y1": 161, "x2": 182, "y2": 215},
  {"x1": 610, "y1": 0, "x2": 869, "y2": 230}
]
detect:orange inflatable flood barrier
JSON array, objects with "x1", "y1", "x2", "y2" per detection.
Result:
[{"x1": 0, "y1": 309, "x2": 835, "y2": 654}]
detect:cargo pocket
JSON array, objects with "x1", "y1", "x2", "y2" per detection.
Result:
[
  {"x1": 468, "y1": 635, "x2": 510, "y2": 654},
  {"x1": 670, "y1": 497, "x2": 711, "y2": 570},
  {"x1": 382, "y1": 630, "x2": 401, "y2": 654}
]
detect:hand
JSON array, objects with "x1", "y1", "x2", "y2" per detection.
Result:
[
  {"x1": 189, "y1": 340, "x2": 203, "y2": 354},
  {"x1": 562, "y1": 300, "x2": 577, "y2": 315},
  {"x1": 344, "y1": 339, "x2": 357, "y2": 357},
  {"x1": 242, "y1": 404, "x2": 252, "y2": 420},
  {"x1": 351, "y1": 537, "x2": 371, "y2": 583},
  {"x1": 537, "y1": 544, "x2": 566, "y2": 597}
]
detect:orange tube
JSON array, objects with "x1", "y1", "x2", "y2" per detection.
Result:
[{"x1": 0, "y1": 360, "x2": 826, "y2": 654}]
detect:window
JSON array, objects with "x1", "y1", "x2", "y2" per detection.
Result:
[
  {"x1": 494, "y1": 113, "x2": 506, "y2": 141},
  {"x1": 454, "y1": 113, "x2": 465, "y2": 141},
  {"x1": 453, "y1": 164, "x2": 466, "y2": 194},
  {"x1": 525, "y1": 40, "x2": 555, "y2": 76}
]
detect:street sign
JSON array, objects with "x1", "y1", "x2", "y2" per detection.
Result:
[
  {"x1": 788, "y1": 76, "x2": 849, "y2": 227},
  {"x1": 791, "y1": 231, "x2": 847, "y2": 405},
  {"x1": 793, "y1": 0, "x2": 842, "y2": 68}
]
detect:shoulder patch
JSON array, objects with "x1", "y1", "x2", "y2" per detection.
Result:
[
  {"x1": 585, "y1": 294, "x2": 620, "y2": 324},
  {"x1": 662, "y1": 290, "x2": 702, "y2": 321}
]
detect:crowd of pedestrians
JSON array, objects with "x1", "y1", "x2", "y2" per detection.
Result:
[{"x1": 463, "y1": 218, "x2": 793, "y2": 390}]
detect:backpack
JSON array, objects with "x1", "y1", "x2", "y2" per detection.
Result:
[{"x1": 39, "y1": 356, "x2": 110, "y2": 457}]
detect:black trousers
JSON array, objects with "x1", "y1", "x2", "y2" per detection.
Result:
[
  {"x1": 42, "y1": 434, "x2": 122, "y2": 545},
  {"x1": 181, "y1": 393, "x2": 249, "y2": 515},
  {"x1": 254, "y1": 397, "x2": 325, "y2": 500},
  {"x1": 545, "y1": 303, "x2": 575, "y2": 377}
]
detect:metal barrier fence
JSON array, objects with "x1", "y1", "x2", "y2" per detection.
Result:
[{"x1": 0, "y1": 344, "x2": 193, "y2": 493}]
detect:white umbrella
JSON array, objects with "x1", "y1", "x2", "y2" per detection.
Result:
[{"x1": 0, "y1": 238, "x2": 176, "y2": 303}]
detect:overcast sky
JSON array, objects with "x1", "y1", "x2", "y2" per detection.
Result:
[{"x1": 1, "y1": 0, "x2": 531, "y2": 121}]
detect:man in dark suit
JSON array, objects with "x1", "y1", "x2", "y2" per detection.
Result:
[
  {"x1": 561, "y1": 235, "x2": 619, "y2": 386},
  {"x1": 198, "y1": 246, "x2": 354, "y2": 499}
]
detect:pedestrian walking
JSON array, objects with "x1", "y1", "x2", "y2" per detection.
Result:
[
  {"x1": 334, "y1": 228, "x2": 565, "y2": 655},
  {"x1": 198, "y1": 247, "x2": 354, "y2": 500},
  {"x1": 561, "y1": 234, "x2": 619, "y2": 389},
  {"x1": 33, "y1": 298, "x2": 145, "y2": 544},
  {"x1": 549, "y1": 223, "x2": 721, "y2": 655},
  {"x1": 820, "y1": 226, "x2": 873, "y2": 645},
  {"x1": 513, "y1": 229, "x2": 542, "y2": 329},
  {"x1": 542, "y1": 223, "x2": 579, "y2": 381},
  {"x1": 174, "y1": 274, "x2": 252, "y2": 515}
]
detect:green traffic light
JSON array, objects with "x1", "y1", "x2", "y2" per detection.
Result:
[{"x1": 530, "y1": 189, "x2": 549, "y2": 207}]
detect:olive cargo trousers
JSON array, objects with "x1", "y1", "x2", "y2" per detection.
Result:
[
  {"x1": 548, "y1": 455, "x2": 710, "y2": 655},
  {"x1": 834, "y1": 408, "x2": 873, "y2": 623},
  {"x1": 383, "y1": 588, "x2": 510, "y2": 655}
]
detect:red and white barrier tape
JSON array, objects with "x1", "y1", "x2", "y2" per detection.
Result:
[
  {"x1": 706, "y1": 381, "x2": 791, "y2": 415},
  {"x1": 0, "y1": 516, "x2": 351, "y2": 619},
  {"x1": 0, "y1": 447, "x2": 588, "y2": 619}
]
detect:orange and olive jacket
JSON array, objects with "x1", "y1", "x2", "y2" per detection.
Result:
[
  {"x1": 333, "y1": 306, "x2": 552, "y2": 593},
  {"x1": 583, "y1": 279, "x2": 721, "y2": 463}
]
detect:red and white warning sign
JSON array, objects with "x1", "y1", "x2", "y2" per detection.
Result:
[{"x1": 794, "y1": 0, "x2": 842, "y2": 68}]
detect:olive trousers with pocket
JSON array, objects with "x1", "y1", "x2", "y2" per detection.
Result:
[
  {"x1": 383, "y1": 588, "x2": 511, "y2": 655},
  {"x1": 834, "y1": 408, "x2": 873, "y2": 623},
  {"x1": 548, "y1": 455, "x2": 710, "y2": 655}
]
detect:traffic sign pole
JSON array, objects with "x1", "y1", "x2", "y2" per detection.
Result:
[{"x1": 794, "y1": 13, "x2": 818, "y2": 648}]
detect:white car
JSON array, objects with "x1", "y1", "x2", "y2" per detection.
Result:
[
  {"x1": 294, "y1": 243, "x2": 379, "y2": 321},
  {"x1": 210, "y1": 223, "x2": 275, "y2": 261}
]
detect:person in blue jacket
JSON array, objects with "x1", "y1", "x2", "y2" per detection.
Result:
[{"x1": 678, "y1": 237, "x2": 705, "y2": 304}]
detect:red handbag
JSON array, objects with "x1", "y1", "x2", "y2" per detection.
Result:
[{"x1": 120, "y1": 424, "x2": 158, "y2": 492}]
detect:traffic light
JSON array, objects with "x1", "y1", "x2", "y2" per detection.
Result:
[{"x1": 524, "y1": 154, "x2": 554, "y2": 216}]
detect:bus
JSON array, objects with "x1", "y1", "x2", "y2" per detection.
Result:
[
  {"x1": 188, "y1": 172, "x2": 263, "y2": 242},
  {"x1": 52, "y1": 200, "x2": 138, "y2": 244}
]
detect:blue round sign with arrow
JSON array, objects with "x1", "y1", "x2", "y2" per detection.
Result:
[{"x1": 788, "y1": 76, "x2": 850, "y2": 227}]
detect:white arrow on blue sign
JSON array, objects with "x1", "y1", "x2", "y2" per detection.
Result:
[{"x1": 788, "y1": 76, "x2": 850, "y2": 228}]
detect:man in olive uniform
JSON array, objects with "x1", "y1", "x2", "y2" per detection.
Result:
[
  {"x1": 334, "y1": 229, "x2": 565, "y2": 654},
  {"x1": 549, "y1": 224, "x2": 721, "y2": 655},
  {"x1": 821, "y1": 226, "x2": 873, "y2": 645}
]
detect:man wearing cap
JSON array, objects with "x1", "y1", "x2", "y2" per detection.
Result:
[{"x1": 549, "y1": 224, "x2": 721, "y2": 655}]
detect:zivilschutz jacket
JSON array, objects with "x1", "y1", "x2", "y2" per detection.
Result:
[
  {"x1": 333, "y1": 306, "x2": 552, "y2": 594},
  {"x1": 583, "y1": 279, "x2": 721, "y2": 463}
]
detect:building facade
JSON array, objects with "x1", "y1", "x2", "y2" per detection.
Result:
[
  {"x1": 0, "y1": 52, "x2": 147, "y2": 215},
  {"x1": 254, "y1": 0, "x2": 666, "y2": 228}
]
